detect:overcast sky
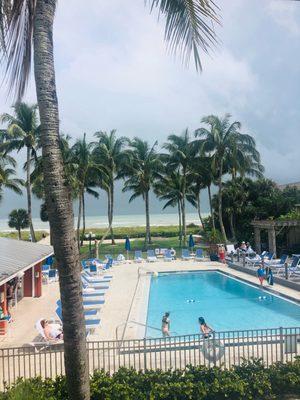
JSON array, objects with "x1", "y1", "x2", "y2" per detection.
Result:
[{"x1": 0, "y1": 0, "x2": 299, "y2": 218}]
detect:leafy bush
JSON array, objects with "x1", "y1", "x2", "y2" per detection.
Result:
[{"x1": 2, "y1": 359, "x2": 300, "y2": 400}]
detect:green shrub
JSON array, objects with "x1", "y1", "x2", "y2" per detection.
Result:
[{"x1": 2, "y1": 359, "x2": 300, "y2": 400}]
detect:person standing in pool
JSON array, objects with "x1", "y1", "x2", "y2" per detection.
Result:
[
  {"x1": 257, "y1": 264, "x2": 265, "y2": 286},
  {"x1": 161, "y1": 312, "x2": 170, "y2": 337},
  {"x1": 199, "y1": 317, "x2": 213, "y2": 338}
]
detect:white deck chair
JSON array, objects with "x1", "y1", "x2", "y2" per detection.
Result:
[{"x1": 29, "y1": 319, "x2": 63, "y2": 352}]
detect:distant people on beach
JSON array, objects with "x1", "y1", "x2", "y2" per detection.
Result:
[
  {"x1": 199, "y1": 317, "x2": 213, "y2": 338},
  {"x1": 161, "y1": 312, "x2": 170, "y2": 337}
]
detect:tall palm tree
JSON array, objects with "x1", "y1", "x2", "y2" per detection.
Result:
[
  {"x1": 92, "y1": 130, "x2": 127, "y2": 245},
  {"x1": 154, "y1": 171, "x2": 185, "y2": 246},
  {"x1": 122, "y1": 138, "x2": 162, "y2": 245},
  {"x1": 0, "y1": 102, "x2": 39, "y2": 241},
  {"x1": 0, "y1": 1, "x2": 219, "y2": 398},
  {"x1": 72, "y1": 133, "x2": 102, "y2": 248},
  {"x1": 196, "y1": 114, "x2": 258, "y2": 242},
  {"x1": 163, "y1": 129, "x2": 197, "y2": 244}
]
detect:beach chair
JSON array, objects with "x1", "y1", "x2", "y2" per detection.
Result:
[
  {"x1": 48, "y1": 269, "x2": 58, "y2": 283},
  {"x1": 164, "y1": 249, "x2": 173, "y2": 262},
  {"x1": 147, "y1": 249, "x2": 157, "y2": 262},
  {"x1": 29, "y1": 319, "x2": 63, "y2": 351},
  {"x1": 155, "y1": 248, "x2": 160, "y2": 256},
  {"x1": 195, "y1": 248, "x2": 204, "y2": 261},
  {"x1": 266, "y1": 254, "x2": 288, "y2": 269},
  {"x1": 245, "y1": 251, "x2": 268, "y2": 267},
  {"x1": 182, "y1": 249, "x2": 193, "y2": 260},
  {"x1": 289, "y1": 256, "x2": 300, "y2": 277},
  {"x1": 134, "y1": 250, "x2": 143, "y2": 263},
  {"x1": 226, "y1": 244, "x2": 236, "y2": 255},
  {"x1": 56, "y1": 308, "x2": 100, "y2": 333},
  {"x1": 82, "y1": 273, "x2": 111, "y2": 284},
  {"x1": 81, "y1": 277, "x2": 109, "y2": 291}
]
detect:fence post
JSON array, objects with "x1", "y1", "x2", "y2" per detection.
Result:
[
  {"x1": 212, "y1": 332, "x2": 217, "y2": 366},
  {"x1": 279, "y1": 327, "x2": 284, "y2": 362},
  {"x1": 143, "y1": 337, "x2": 147, "y2": 371}
]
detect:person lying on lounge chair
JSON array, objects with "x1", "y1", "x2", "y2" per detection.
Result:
[
  {"x1": 199, "y1": 317, "x2": 213, "y2": 339},
  {"x1": 40, "y1": 319, "x2": 63, "y2": 340}
]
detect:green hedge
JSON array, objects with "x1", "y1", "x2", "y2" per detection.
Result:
[{"x1": 2, "y1": 359, "x2": 300, "y2": 399}]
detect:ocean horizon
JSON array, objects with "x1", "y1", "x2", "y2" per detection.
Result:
[{"x1": 0, "y1": 212, "x2": 207, "y2": 232}]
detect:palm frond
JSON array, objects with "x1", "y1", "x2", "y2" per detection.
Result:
[{"x1": 148, "y1": 0, "x2": 219, "y2": 70}]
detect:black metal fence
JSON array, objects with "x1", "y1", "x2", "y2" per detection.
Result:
[{"x1": 1, "y1": 327, "x2": 300, "y2": 391}]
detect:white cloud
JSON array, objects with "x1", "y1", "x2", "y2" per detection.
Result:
[{"x1": 266, "y1": 0, "x2": 300, "y2": 36}]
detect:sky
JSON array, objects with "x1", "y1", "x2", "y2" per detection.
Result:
[{"x1": 0, "y1": 0, "x2": 300, "y2": 218}]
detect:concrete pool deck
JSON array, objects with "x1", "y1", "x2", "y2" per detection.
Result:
[{"x1": 0, "y1": 259, "x2": 299, "y2": 348}]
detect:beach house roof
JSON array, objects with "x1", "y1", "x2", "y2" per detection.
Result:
[{"x1": 0, "y1": 237, "x2": 53, "y2": 285}]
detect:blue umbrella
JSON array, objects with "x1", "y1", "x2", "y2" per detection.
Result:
[
  {"x1": 188, "y1": 234, "x2": 195, "y2": 249},
  {"x1": 125, "y1": 237, "x2": 131, "y2": 259}
]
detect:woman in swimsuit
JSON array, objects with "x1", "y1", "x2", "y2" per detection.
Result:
[
  {"x1": 199, "y1": 317, "x2": 213, "y2": 338},
  {"x1": 161, "y1": 312, "x2": 170, "y2": 337},
  {"x1": 40, "y1": 319, "x2": 63, "y2": 340}
]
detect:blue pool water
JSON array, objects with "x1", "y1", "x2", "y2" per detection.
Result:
[{"x1": 146, "y1": 271, "x2": 300, "y2": 337}]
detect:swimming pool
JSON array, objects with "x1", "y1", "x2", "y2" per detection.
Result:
[{"x1": 146, "y1": 271, "x2": 300, "y2": 337}]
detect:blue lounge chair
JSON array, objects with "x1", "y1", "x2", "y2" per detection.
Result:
[
  {"x1": 164, "y1": 249, "x2": 173, "y2": 262},
  {"x1": 134, "y1": 250, "x2": 143, "y2": 263},
  {"x1": 83, "y1": 298, "x2": 105, "y2": 306},
  {"x1": 182, "y1": 249, "x2": 193, "y2": 260},
  {"x1": 147, "y1": 249, "x2": 157, "y2": 262},
  {"x1": 81, "y1": 278, "x2": 109, "y2": 291},
  {"x1": 195, "y1": 248, "x2": 204, "y2": 261},
  {"x1": 266, "y1": 254, "x2": 288, "y2": 271},
  {"x1": 281, "y1": 256, "x2": 300, "y2": 278},
  {"x1": 56, "y1": 307, "x2": 101, "y2": 331},
  {"x1": 84, "y1": 269, "x2": 112, "y2": 279},
  {"x1": 81, "y1": 273, "x2": 110, "y2": 288},
  {"x1": 48, "y1": 269, "x2": 58, "y2": 282}
]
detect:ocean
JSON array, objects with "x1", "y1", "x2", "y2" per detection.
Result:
[{"x1": 0, "y1": 212, "x2": 207, "y2": 232}]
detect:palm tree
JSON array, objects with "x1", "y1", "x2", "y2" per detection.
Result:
[
  {"x1": 154, "y1": 171, "x2": 185, "y2": 246},
  {"x1": 196, "y1": 114, "x2": 259, "y2": 242},
  {"x1": 72, "y1": 133, "x2": 102, "y2": 248},
  {"x1": 92, "y1": 130, "x2": 127, "y2": 245},
  {"x1": 122, "y1": 138, "x2": 162, "y2": 245},
  {"x1": 163, "y1": 129, "x2": 197, "y2": 244},
  {"x1": 0, "y1": 102, "x2": 39, "y2": 242},
  {"x1": 8, "y1": 208, "x2": 29, "y2": 240},
  {"x1": 0, "y1": 154, "x2": 23, "y2": 206},
  {"x1": 0, "y1": 1, "x2": 219, "y2": 398}
]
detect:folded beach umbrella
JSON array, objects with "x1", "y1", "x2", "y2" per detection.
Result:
[
  {"x1": 188, "y1": 234, "x2": 195, "y2": 250},
  {"x1": 125, "y1": 236, "x2": 131, "y2": 259}
]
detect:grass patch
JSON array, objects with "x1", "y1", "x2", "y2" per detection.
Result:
[{"x1": 0, "y1": 231, "x2": 49, "y2": 242}]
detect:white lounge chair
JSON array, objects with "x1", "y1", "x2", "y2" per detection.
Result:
[
  {"x1": 134, "y1": 250, "x2": 143, "y2": 263},
  {"x1": 147, "y1": 249, "x2": 157, "y2": 262}
]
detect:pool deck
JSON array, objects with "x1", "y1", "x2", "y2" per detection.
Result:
[{"x1": 0, "y1": 259, "x2": 299, "y2": 348}]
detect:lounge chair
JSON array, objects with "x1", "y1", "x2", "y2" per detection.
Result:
[
  {"x1": 56, "y1": 307, "x2": 100, "y2": 332},
  {"x1": 226, "y1": 244, "x2": 236, "y2": 255},
  {"x1": 134, "y1": 250, "x2": 143, "y2": 263},
  {"x1": 265, "y1": 254, "x2": 288, "y2": 269},
  {"x1": 164, "y1": 249, "x2": 173, "y2": 262},
  {"x1": 245, "y1": 251, "x2": 268, "y2": 267},
  {"x1": 195, "y1": 248, "x2": 204, "y2": 261},
  {"x1": 277, "y1": 256, "x2": 300, "y2": 278},
  {"x1": 182, "y1": 249, "x2": 193, "y2": 260},
  {"x1": 147, "y1": 249, "x2": 157, "y2": 262},
  {"x1": 82, "y1": 273, "x2": 111, "y2": 284},
  {"x1": 81, "y1": 277, "x2": 109, "y2": 291},
  {"x1": 48, "y1": 269, "x2": 58, "y2": 283},
  {"x1": 29, "y1": 319, "x2": 63, "y2": 351}
]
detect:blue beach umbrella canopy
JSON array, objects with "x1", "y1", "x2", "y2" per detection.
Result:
[
  {"x1": 188, "y1": 234, "x2": 195, "y2": 249},
  {"x1": 125, "y1": 237, "x2": 131, "y2": 251}
]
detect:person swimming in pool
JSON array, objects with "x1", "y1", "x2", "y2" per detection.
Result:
[
  {"x1": 161, "y1": 312, "x2": 170, "y2": 337},
  {"x1": 199, "y1": 317, "x2": 213, "y2": 339}
]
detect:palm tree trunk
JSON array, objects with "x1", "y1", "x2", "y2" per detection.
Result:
[
  {"x1": 18, "y1": 229, "x2": 21, "y2": 240},
  {"x1": 26, "y1": 146, "x2": 36, "y2": 242},
  {"x1": 218, "y1": 162, "x2": 227, "y2": 242},
  {"x1": 107, "y1": 188, "x2": 111, "y2": 239},
  {"x1": 109, "y1": 182, "x2": 115, "y2": 245},
  {"x1": 178, "y1": 201, "x2": 182, "y2": 247},
  {"x1": 145, "y1": 190, "x2": 151, "y2": 245},
  {"x1": 77, "y1": 192, "x2": 82, "y2": 250},
  {"x1": 182, "y1": 195, "x2": 186, "y2": 245},
  {"x1": 229, "y1": 213, "x2": 236, "y2": 241},
  {"x1": 81, "y1": 192, "x2": 86, "y2": 247},
  {"x1": 33, "y1": 2, "x2": 90, "y2": 399},
  {"x1": 208, "y1": 185, "x2": 215, "y2": 231},
  {"x1": 196, "y1": 191, "x2": 205, "y2": 228}
]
